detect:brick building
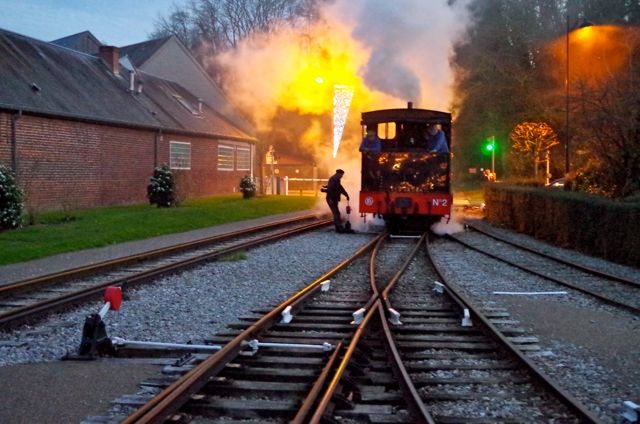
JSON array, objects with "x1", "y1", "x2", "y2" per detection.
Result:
[{"x1": 0, "y1": 28, "x2": 257, "y2": 212}]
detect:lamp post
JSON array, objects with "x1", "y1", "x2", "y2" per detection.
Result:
[
  {"x1": 483, "y1": 136, "x2": 496, "y2": 181},
  {"x1": 565, "y1": 14, "x2": 570, "y2": 175},
  {"x1": 489, "y1": 136, "x2": 495, "y2": 175}
]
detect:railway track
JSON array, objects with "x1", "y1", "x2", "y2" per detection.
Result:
[
  {"x1": 89, "y1": 232, "x2": 602, "y2": 423},
  {"x1": 0, "y1": 214, "x2": 331, "y2": 330},
  {"x1": 452, "y1": 220, "x2": 640, "y2": 314}
]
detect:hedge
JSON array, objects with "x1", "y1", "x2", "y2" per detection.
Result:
[{"x1": 484, "y1": 184, "x2": 639, "y2": 268}]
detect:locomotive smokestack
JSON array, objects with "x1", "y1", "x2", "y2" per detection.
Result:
[{"x1": 407, "y1": 101, "x2": 413, "y2": 109}]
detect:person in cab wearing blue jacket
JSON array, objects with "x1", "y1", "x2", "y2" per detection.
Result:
[
  {"x1": 425, "y1": 124, "x2": 449, "y2": 153},
  {"x1": 359, "y1": 129, "x2": 382, "y2": 153}
]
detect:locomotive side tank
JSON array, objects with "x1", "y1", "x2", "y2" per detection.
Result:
[{"x1": 358, "y1": 102, "x2": 453, "y2": 232}]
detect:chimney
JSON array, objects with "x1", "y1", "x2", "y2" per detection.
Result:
[{"x1": 99, "y1": 46, "x2": 120, "y2": 75}]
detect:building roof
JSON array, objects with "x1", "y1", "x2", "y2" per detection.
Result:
[
  {"x1": 0, "y1": 28, "x2": 255, "y2": 141},
  {"x1": 50, "y1": 31, "x2": 102, "y2": 55},
  {"x1": 138, "y1": 72, "x2": 253, "y2": 139},
  {"x1": 119, "y1": 36, "x2": 171, "y2": 68},
  {"x1": 120, "y1": 35, "x2": 256, "y2": 136}
]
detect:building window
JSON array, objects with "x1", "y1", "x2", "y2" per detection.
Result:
[
  {"x1": 236, "y1": 147, "x2": 251, "y2": 171},
  {"x1": 170, "y1": 141, "x2": 191, "y2": 170},
  {"x1": 172, "y1": 94, "x2": 201, "y2": 116},
  {"x1": 217, "y1": 145, "x2": 235, "y2": 171}
]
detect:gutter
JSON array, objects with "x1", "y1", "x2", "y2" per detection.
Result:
[
  {"x1": 10, "y1": 109, "x2": 21, "y2": 172},
  {"x1": 0, "y1": 105, "x2": 258, "y2": 144}
]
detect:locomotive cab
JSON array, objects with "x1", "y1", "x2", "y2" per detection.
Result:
[{"x1": 358, "y1": 103, "x2": 453, "y2": 232}]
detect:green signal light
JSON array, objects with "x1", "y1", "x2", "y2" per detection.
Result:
[{"x1": 482, "y1": 137, "x2": 496, "y2": 153}]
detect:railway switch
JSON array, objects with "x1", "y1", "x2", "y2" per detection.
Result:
[
  {"x1": 388, "y1": 308, "x2": 402, "y2": 325},
  {"x1": 461, "y1": 308, "x2": 473, "y2": 327},
  {"x1": 622, "y1": 400, "x2": 639, "y2": 422},
  {"x1": 352, "y1": 307, "x2": 366, "y2": 324},
  {"x1": 281, "y1": 305, "x2": 293, "y2": 323},
  {"x1": 70, "y1": 286, "x2": 122, "y2": 358}
]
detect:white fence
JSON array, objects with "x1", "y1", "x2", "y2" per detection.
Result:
[{"x1": 282, "y1": 177, "x2": 326, "y2": 196}]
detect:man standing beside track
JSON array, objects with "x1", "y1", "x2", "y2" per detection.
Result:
[{"x1": 325, "y1": 169, "x2": 350, "y2": 233}]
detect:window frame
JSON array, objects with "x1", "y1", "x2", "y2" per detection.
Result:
[
  {"x1": 217, "y1": 144, "x2": 235, "y2": 171},
  {"x1": 236, "y1": 146, "x2": 251, "y2": 171},
  {"x1": 169, "y1": 141, "x2": 191, "y2": 170}
]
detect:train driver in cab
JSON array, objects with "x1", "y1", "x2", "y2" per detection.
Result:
[
  {"x1": 359, "y1": 128, "x2": 382, "y2": 153},
  {"x1": 424, "y1": 124, "x2": 449, "y2": 154}
]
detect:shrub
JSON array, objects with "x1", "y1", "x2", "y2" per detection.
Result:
[
  {"x1": 240, "y1": 175, "x2": 256, "y2": 199},
  {"x1": 0, "y1": 165, "x2": 24, "y2": 230},
  {"x1": 147, "y1": 164, "x2": 176, "y2": 207}
]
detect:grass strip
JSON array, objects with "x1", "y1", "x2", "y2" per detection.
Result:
[{"x1": 0, "y1": 195, "x2": 319, "y2": 265}]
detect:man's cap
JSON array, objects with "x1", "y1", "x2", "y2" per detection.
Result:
[{"x1": 336, "y1": 169, "x2": 345, "y2": 174}]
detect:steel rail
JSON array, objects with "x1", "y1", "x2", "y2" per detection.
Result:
[
  {"x1": 311, "y1": 233, "x2": 604, "y2": 423},
  {"x1": 290, "y1": 340, "x2": 345, "y2": 424},
  {"x1": 310, "y1": 234, "x2": 436, "y2": 423},
  {"x1": 447, "y1": 233, "x2": 640, "y2": 315},
  {"x1": 378, "y1": 301, "x2": 436, "y2": 424},
  {"x1": 120, "y1": 234, "x2": 382, "y2": 424},
  {"x1": 0, "y1": 218, "x2": 332, "y2": 329},
  {"x1": 308, "y1": 298, "x2": 381, "y2": 424},
  {"x1": 427, "y1": 238, "x2": 605, "y2": 424},
  {"x1": 465, "y1": 221, "x2": 639, "y2": 288},
  {"x1": 380, "y1": 232, "x2": 426, "y2": 309},
  {"x1": 0, "y1": 213, "x2": 327, "y2": 291}
]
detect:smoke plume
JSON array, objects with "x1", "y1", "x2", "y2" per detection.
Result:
[{"x1": 214, "y1": 0, "x2": 470, "y2": 177}]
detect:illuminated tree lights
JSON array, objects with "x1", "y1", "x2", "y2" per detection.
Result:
[{"x1": 332, "y1": 84, "x2": 354, "y2": 158}]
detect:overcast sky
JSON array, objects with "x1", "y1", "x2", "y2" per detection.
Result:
[{"x1": 0, "y1": 0, "x2": 187, "y2": 46}]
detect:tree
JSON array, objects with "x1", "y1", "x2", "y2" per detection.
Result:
[
  {"x1": 451, "y1": 0, "x2": 640, "y2": 188},
  {"x1": 570, "y1": 28, "x2": 640, "y2": 198},
  {"x1": 151, "y1": 0, "x2": 325, "y2": 82},
  {"x1": 510, "y1": 122, "x2": 559, "y2": 181},
  {"x1": 450, "y1": 0, "x2": 559, "y2": 182}
]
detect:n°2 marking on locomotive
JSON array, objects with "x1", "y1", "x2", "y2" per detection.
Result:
[{"x1": 431, "y1": 198, "x2": 448, "y2": 206}]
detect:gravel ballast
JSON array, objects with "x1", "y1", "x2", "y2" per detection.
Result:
[
  {"x1": 0, "y1": 229, "x2": 373, "y2": 423},
  {"x1": 0, "y1": 219, "x2": 638, "y2": 424},
  {"x1": 430, "y1": 218, "x2": 640, "y2": 424}
]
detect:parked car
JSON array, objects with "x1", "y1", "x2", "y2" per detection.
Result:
[{"x1": 546, "y1": 178, "x2": 565, "y2": 189}]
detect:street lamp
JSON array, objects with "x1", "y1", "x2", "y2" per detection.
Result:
[{"x1": 565, "y1": 15, "x2": 593, "y2": 175}]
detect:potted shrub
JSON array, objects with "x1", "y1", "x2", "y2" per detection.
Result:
[
  {"x1": 240, "y1": 175, "x2": 256, "y2": 199},
  {"x1": 147, "y1": 164, "x2": 176, "y2": 207},
  {"x1": 0, "y1": 165, "x2": 23, "y2": 229}
]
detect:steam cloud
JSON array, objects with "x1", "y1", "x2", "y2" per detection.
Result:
[
  {"x1": 214, "y1": 0, "x2": 470, "y2": 177},
  {"x1": 331, "y1": 0, "x2": 470, "y2": 111}
]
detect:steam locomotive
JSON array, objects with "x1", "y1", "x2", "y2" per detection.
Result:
[{"x1": 358, "y1": 102, "x2": 452, "y2": 232}]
